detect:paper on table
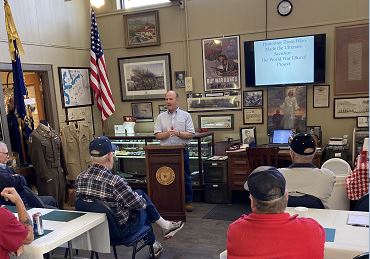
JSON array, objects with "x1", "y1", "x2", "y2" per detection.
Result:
[{"x1": 347, "y1": 212, "x2": 369, "y2": 227}]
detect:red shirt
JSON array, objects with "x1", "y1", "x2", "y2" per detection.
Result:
[
  {"x1": 345, "y1": 151, "x2": 369, "y2": 200},
  {"x1": 227, "y1": 212, "x2": 325, "y2": 259},
  {"x1": 0, "y1": 207, "x2": 28, "y2": 259}
]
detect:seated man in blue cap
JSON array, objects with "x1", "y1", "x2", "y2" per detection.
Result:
[
  {"x1": 227, "y1": 166, "x2": 325, "y2": 259},
  {"x1": 75, "y1": 136, "x2": 184, "y2": 258},
  {"x1": 279, "y1": 133, "x2": 335, "y2": 208}
]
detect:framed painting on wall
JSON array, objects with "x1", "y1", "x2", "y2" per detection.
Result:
[
  {"x1": 58, "y1": 67, "x2": 93, "y2": 108},
  {"x1": 335, "y1": 24, "x2": 369, "y2": 95},
  {"x1": 202, "y1": 35, "x2": 240, "y2": 91},
  {"x1": 118, "y1": 53, "x2": 172, "y2": 101},
  {"x1": 198, "y1": 114, "x2": 234, "y2": 130},
  {"x1": 124, "y1": 10, "x2": 160, "y2": 48},
  {"x1": 334, "y1": 97, "x2": 369, "y2": 118},
  {"x1": 267, "y1": 86, "x2": 307, "y2": 133},
  {"x1": 131, "y1": 102, "x2": 154, "y2": 122}
]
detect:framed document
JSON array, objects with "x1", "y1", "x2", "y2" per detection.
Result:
[{"x1": 313, "y1": 85, "x2": 330, "y2": 108}]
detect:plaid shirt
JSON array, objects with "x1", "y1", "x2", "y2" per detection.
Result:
[
  {"x1": 345, "y1": 151, "x2": 369, "y2": 200},
  {"x1": 75, "y1": 163, "x2": 146, "y2": 226}
]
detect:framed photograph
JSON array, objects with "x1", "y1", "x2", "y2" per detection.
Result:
[
  {"x1": 334, "y1": 97, "x2": 369, "y2": 118},
  {"x1": 66, "y1": 106, "x2": 95, "y2": 134},
  {"x1": 357, "y1": 116, "x2": 369, "y2": 128},
  {"x1": 174, "y1": 71, "x2": 186, "y2": 88},
  {"x1": 313, "y1": 85, "x2": 330, "y2": 108},
  {"x1": 118, "y1": 54, "x2": 172, "y2": 101},
  {"x1": 267, "y1": 86, "x2": 307, "y2": 132},
  {"x1": 202, "y1": 35, "x2": 240, "y2": 91},
  {"x1": 240, "y1": 127, "x2": 257, "y2": 147},
  {"x1": 124, "y1": 10, "x2": 160, "y2": 48},
  {"x1": 158, "y1": 104, "x2": 167, "y2": 113},
  {"x1": 198, "y1": 114, "x2": 234, "y2": 130},
  {"x1": 187, "y1": 91, "x2": 242, "y2": 112},
  {"x1": 243, "y1": 108, "x2": 263, "y2": 124},
  {"x1": 243, "y1": 90, "x2": 263, "y2": 107},
  {"x1": 131, "y1": 102, "x2": 153, "y2": 122},
  {"x1": 306, "y1": 125, "x2": 322, "y2": 147},
  {"x1": 335, "y1": 24, "x2": 368, "y2": 95},
  {"x1": 58, "y1": 67, "x2": 92, "y2": 108}
]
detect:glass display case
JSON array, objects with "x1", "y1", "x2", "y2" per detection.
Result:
[{"x1": 109, "y1": 132, "x2": 214, "y2": 189}]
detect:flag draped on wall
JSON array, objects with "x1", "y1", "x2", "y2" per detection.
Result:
[
  {"x1": 90, "y1": 7, "x2": 115, "y2": 121},
  {"x1": 4, "y1": 0, "x2": 27, "y2": 119}
]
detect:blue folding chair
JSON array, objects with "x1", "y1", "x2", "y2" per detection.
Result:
[
  {"x1": 288, "y1": 194, "x2": 325, "y2": 209},
  {"x1": 75, "y1": 197, "x2": 155, "y2": 259}
]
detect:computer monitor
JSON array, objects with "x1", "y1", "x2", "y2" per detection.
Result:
[{"x1": 271, "y1": 129, "x2": 293, "y2": 145}]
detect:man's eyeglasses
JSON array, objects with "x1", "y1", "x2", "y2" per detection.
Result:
[{"x1": 0, "y1": 152, "x2": 9, "y2": 155}]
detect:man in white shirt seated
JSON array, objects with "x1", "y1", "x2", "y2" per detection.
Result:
[{"x1": 279, "y1": 133, "x2": 336, "y2": 208}]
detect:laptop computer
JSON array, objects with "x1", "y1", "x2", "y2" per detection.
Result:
[{"x1": 269, "y1": 129, "x2": 293, "y2": 149}]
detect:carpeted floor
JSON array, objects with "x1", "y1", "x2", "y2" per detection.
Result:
[{"x1": 203, "y1": 202, "x2": 251, "y2": 221}]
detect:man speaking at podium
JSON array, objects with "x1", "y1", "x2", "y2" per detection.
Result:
[{"x1": 154, "y1": 90, "x2": 195, "y2": 212}]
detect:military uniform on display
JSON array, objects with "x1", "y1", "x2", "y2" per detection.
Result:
[
  {"x1": 29, "y1": 123, "x2": 65, "y2": 208},
  {"x1": 61, "y1": 124, "x2": 92, "y2": 181}
]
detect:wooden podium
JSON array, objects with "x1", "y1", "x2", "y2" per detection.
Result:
[{"x1": 144, "y1": 145, "x2": 186, "y2": 221}]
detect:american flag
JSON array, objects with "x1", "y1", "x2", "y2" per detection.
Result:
[{"x1": 90, "y1": 8, "x2": 115, "y2": 120}]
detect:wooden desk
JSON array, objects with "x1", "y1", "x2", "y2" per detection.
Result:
[{"x1": 227, "y1": 149, "x2": 322, "y2": 191}]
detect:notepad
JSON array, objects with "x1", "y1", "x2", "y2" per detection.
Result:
[
  {"x1": 324, "y1": 228, "x2": 336, "y2": 242},
  {"x1": 347, "y1": 212, "x2": 369, "y2": 227}
]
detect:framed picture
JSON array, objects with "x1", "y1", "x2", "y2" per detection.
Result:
[
  {"x1": 267, "y1": 86, "x2": 307, "y2": 132},
  {"x1": 243, "y1": 90, "x2": 263, "y2": 107},
  {"x1": 313, "y1": 85, "x2": 330, "y2": 108},
  {"x1": 202, "y1": 35, "x2": 240, "y2": 91},
  {"x1": 198, "y1": 114, "x2": 234, "y2": 130},
  {"x1": 240, "y1": 127, "x2": 257, "y2": 147},
  {"x1": 66, "y1": 106, "x2": 95, "y2": 134},
  {"x1": 187, "y1": 91, "x2": 242, "y2": 112},
  {"x1": 243, "y1": 107, "x2": 263, "y2": 124},
  {"x1": 58, "y1": 67, "x2": 93, "y2": 108},
  {"x1": 334, "y1": 97, "x2": 369, "y2": 118},
  {"x1": 158, "y1": 104, "x2": 167, "y2": 113},
  {"x1": 131, "y1": 102, "x2": 153, "y2": 122},
  {"x1": 357, "y1": 116, "x2": 369, "y2": 128},
  {"x1": 118, "y1": 53, "x2": 172, "y2": 101},
  {"x1": 174, "y1": 71, "x2": 186, "y2": 88},
  {"x1": 306, "y1": 125, "x2": 322, "y2": 147},
  {"x1": 335, "y1": 24, "x2": 368, "y2": 95},
  {"x1": 124, "y1": 10, "x2": 160, "y2": 48}
]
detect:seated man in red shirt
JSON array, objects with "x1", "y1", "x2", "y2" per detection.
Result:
[
  {"x1": 0, "y1": 187, "x2": 34, "y2": 259},
  {"x1": 227, "y1": 166, "x2": 325, "y2": 259}
]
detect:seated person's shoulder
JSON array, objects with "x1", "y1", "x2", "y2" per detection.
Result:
[{"x1": 0, "y1": 207, "x2": 16, "y2": 221}]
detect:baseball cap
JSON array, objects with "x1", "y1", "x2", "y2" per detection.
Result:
[
  {"x1": 89, "y1": 136, "x2": 117, "y2": 157},
  {"x1": 244, "y1": 166, "x2": 286, "y2": 201},
  {"x1": 289, "y1": 133, "x2": 316, "y2": 155}
]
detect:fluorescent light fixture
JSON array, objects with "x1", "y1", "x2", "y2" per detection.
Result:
[{"x1": 124, "y1": 0, "x2": 169, "y2": 9}]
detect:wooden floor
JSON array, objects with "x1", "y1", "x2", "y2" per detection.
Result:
[{"x1": 54, "y1": 202, "x2": 235, "y2": 259}]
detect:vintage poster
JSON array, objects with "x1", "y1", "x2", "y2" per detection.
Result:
[{"x1": 202, "y1": 36, "x2": 240, "y2": 91}]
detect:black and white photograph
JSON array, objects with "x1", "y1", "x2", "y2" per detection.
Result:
[
  {"x1": 118, "y1": 53, "x2": 172, "y2": 101},
  {"x1": 175, "y1": 71, "x2": 186, "y2": 88},
  {"x1": 240, "y1": 127, "x2": 257, "y2": 147},
  {"x1": 131, "y1": 102, "x2": 154, "y2": 122},
  {"x1": 198, "y1": 114, "x2": 234, "y2": 130},
  {"x1": 357, "y1": 116, "x2": 369, "y2": 128},
  {"x1": 187, "y1": 91, "x2": 241, "y2": 112},
  {"x1": 334, "y1": 97, "x2": 369, "y2": 118},
  {"x1": 243, "y1": 90, "x2": 263, "y2": 107}
]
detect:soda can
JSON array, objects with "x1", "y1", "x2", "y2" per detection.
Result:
[{"x1": 32, "y1": 212, "x2": 44, "y2": 236}]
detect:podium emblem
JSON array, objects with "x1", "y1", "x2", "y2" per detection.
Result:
[{"x1": 156, "y1": 166, "x2": 175, "y2": 185}]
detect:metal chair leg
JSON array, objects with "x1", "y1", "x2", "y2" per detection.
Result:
[
  {"x1": 149, "y1": 244, "x2": 155, "y2": 259},
  {"x1": 64, "y1": 248, "x2": 69, "y2": 258},
  {"x1": 90, "y1": 251, "x2": 94, "y2": 259},
  {"x1": 131, "y1": 245, "x2": 137, "y2": 259},
  {"x1": 113, "y1": 246, "x2": 118, "y2": 259}
]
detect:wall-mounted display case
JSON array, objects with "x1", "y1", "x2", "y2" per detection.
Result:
[{"x1": 109, "y1": 132, "x2": 214, "y2": 191}]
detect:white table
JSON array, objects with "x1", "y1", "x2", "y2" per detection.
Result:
[
  {"x1": 220, "y1": 208, "x2": 369, "y2": 259},
  {"x1": 13, "y1": 208, "x2": 110, "y2": 259},
  {"x1": 285, "y1": 207, "x2": 369, "y2": 259}
]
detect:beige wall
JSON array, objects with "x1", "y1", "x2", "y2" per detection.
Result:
[
  {"x1": 0, "y1": 0, "x2": 97, "y2": 128},
  {"x1": 96, "y1": 0, "x2": 369, "y2": 148}
]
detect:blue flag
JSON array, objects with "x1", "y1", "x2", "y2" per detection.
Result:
[{"x1": 12, "y1": 41, "x2": 27, "y2": 119}]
